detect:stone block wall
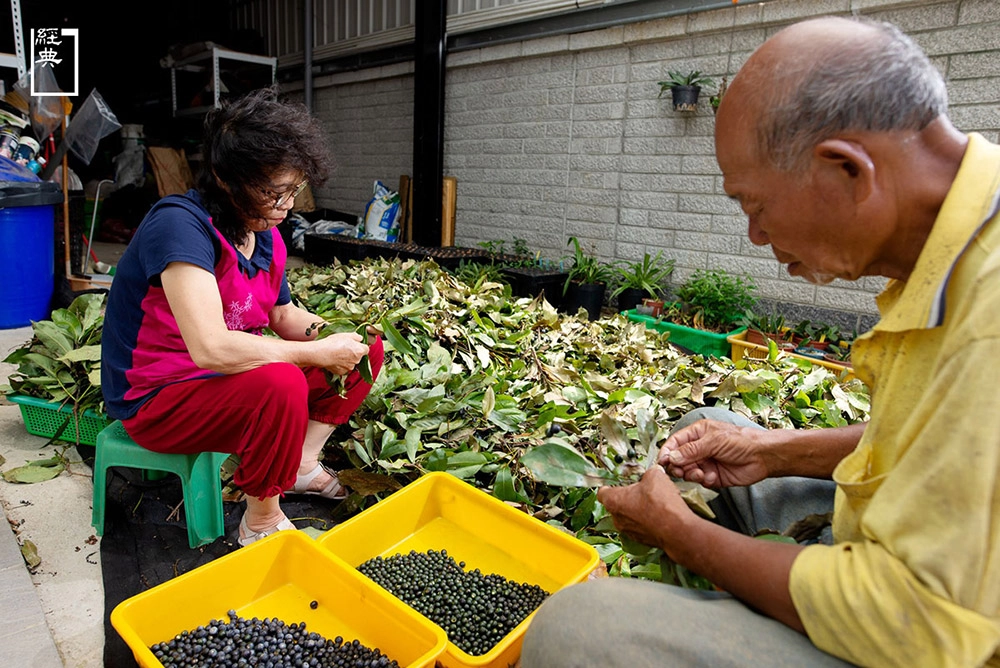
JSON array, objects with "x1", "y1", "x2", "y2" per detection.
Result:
[{"x1": 293, "y1": 0, "x2": 1000, "y2": 326}]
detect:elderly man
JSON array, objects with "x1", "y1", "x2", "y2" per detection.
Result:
[{"x1": 521, "y1": 15, "x2": 1000, "y2": 668}]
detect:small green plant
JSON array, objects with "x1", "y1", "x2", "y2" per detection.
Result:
[
  {"x1": 563, "y1": 236, "x2": 615, "y2": 294},
  {"x1": 477, "y1": 239, "x2": 507, "y2": 255},
  {"x1": 512, "y1": 237, "x2": 531, "y2": 258},
  {"x1": 478, "y1": 237, "x2": 536, "y2": 268},
  {"x1": 674, "y1": 268, "x2": 757, "y2": 332},
  {"x1": 657, "y1": 70, "x2": 715, "y2": 97},
  {"x1": 739, "y1": 312, "x2": 787, "y2": 340},
  {"x1": 610, "y1": 251, "x2": 676, "y2": 301},
  {"x1": 453, "y1": 259, "x2": 508, "y2": 289}
]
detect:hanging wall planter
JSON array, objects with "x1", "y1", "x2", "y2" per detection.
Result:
[
  {"x1": 670, "y1": 85, "x2": 701, "y2": 112},
  {"x1": 658, "y1": 70, "x2": 715, "y2": 114}
]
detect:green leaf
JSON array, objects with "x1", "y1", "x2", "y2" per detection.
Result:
[
  {"x1": 32, "y1": 320, "x2": 74, "y2": 357},
  {"x1": 755, "y1": 533, "x2": 798, "y2": 544},
  {"x1": 380, "y1": 317, "x2": 417, "y2": 358},
  {"x1": 60, "y1": 345, "x2": 102, "y2": 363},
  {"x1": 521, "y1": 443, "x2": 616, "y2": 488},
  {"x1": 3, "y1": 458, "x2": 65, "y2": 483},
  {"x1": 570, "y1": 490, "x2": 598, "y2": 531},
  {"x1": 492, "y1": 465, "x2": 529, "y2": 503},
  {"x1": 482, "y1": 386, "x2": 496, "y2": 418},
  {"x1": 599, "y1": 410, "x2": 630, "y2": 457},
  {"x1": 403, "y1": 427, "x2": 422, "y2": 461}
]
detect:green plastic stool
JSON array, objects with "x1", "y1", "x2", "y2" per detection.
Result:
[{"x1": 92, "y1": 420, "x2": 230, "y2": 549}]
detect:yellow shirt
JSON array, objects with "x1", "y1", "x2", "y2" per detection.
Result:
[{"x1": 789, "y1": 133, "x2": 1000, "y2": 667}]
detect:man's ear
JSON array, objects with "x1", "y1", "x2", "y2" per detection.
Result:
[{"x1": 813, "y1": 139, "x2": 875, "y2": 204}]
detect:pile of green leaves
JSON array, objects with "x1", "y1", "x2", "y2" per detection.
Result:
[
  {"x1": 3, "y1": 293, "x2": 106, "y2": 417},
  {"x1": 289, "y1": 257, "x2": 870, "y2": 585}
]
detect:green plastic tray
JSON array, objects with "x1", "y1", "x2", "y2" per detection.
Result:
[
  {"x1": 625, "y1": 310, "x2": 745, "y2": 358},
  {"x1": 7, "y1": 394, "x2": 111, "y2": 446}
]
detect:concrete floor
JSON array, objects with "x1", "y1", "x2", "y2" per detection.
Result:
[{"x1": 0, "y1": 325, "x2": 105, "y2": 668}]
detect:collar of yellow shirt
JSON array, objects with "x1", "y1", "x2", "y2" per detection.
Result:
[{"x1": 873, "y1": 133, "x2": 1000, "y2": 333}]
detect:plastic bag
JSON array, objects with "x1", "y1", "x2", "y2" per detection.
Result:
[
  {"x1": 66, "y1": 89, "x2": 121, "y2": 165},
  {"x1": 360, "y1": 180, "x2": 400, "y2": 242},
  {"x1": 13, "y1": 66, "x2": 64, "y2": 142}
]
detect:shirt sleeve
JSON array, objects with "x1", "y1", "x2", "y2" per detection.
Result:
[
  {"x1": 789, "y1": 337, "x2": 1000, "y2": 667},
  {"x1": 136, "y1": 200, "x2": 218, "y2": 281},
  {"x1": 276, "y1": 273, "x2": 291, "y2": 306}
]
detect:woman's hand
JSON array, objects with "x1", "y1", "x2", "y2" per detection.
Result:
[
  {"x1": 313, "y1": 332, "x2": 369, "y2": 376},
  {"x1": 597, "y1": 466, "x2": 694, "y2": 553},
  {"x1": 658, "y1": 420, "x2": 770, "y2": 488}
]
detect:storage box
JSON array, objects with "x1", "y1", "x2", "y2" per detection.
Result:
[
  {"x1": 316, "y1": 472, "x2": 600, "y2": 668},
  {"x1": 727, "y1": 330, "x2": 855, "y2": 380},
  {"x1": 7, "y1": 394, "x2": 111, "y2": 446},
  {"x1": 111, "y1": 530, "x2": 448, "y2": 668},
  {"x1": 626, "y1": 309, "x2": 745, "y2": 358}
]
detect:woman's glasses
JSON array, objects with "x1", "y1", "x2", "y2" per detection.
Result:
[{"x1": 264, "y1": 180, "x2": 308, "y2": 209}]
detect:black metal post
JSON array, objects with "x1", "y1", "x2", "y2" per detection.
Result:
[
  {"x1": 412, "y1": 0, "x2": 446, "y2": 247},
  {"x1": 304, "y1": 0, "x2": 313, "y2": 111}
]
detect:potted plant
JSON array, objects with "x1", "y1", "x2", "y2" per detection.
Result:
[
  {"x1": 739, "y1": 312, "x2": 789, "y2": 347},
  {"x1": 610, "y1": 251, "x2": 676, "y2": 314},
  {"x1": 657, "y1": 70, "x2": 715, "y2": 112},
  {"x1": 562, "y1": 236, "x2": 615, "y2": 321},
  {"x1": 629, "y1": 268, "x2": 757, "y2": 357},
  {"x1": 479, "y1": 238, "x2": 569, "y2": 308}
]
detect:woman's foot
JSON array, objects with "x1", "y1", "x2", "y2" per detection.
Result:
[
  {"x1": 287, "y1": 463, "x2": 348, "y2": 500},
  {"x1": 238, "y1": 512, "x2": 295, "y2": 547}
]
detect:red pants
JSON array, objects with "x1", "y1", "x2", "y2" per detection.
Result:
[{"x1": 123, "y1": 337, "x2": 384, "y2": 499}]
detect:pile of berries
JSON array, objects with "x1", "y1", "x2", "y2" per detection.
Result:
[
  {"x1": 148, "y1": 609, "x2": 400, "y2": 667},
  {"x1": 358, "y1": 548, "x2": 549, "y2": 656}
]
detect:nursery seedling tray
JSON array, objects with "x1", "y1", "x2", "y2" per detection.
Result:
[
  {"x1": 500, "y1": 266, "x2": 569, "y2": 309},
  {"x1": 303, "y1": 232, "x2": 371, "y2": 265},
  {"x1": 316, "y1": 472, "x2": 600, "y2": 668},
  {"x1": 111, "y1": 530, "x2": 447, "y2": 668},
  {"x1": 7, "y1": 394, "x2": 111, "y2": 446}
]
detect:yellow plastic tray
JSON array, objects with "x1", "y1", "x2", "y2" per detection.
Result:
[
  {"x1": 111, "y1": 530, "x2": 448, "y2": 668},
  {"x1": 728, "y1": 330, "x2": 855, "y2": 381},
  {"x1": 316, "y1": 471, "x2": 600, "y2": 668}
]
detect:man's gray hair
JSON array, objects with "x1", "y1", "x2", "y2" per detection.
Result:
[{"x1": 759, "y1": 17, "x2": 948, "y2": 170}]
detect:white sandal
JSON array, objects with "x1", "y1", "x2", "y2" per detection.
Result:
[
  {"x1": 237, "y1": 514, "x2": 296, "y2": 547},
  {"x1": 287, "y1": 463, "x2": 349, "y2": 500}
]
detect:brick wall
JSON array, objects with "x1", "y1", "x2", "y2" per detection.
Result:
[{"x1": 293, "y1": 0, "x2": 1000, "y2": 325}]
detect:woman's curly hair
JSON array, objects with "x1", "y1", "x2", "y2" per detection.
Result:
[{"x1": 197, "y1": 85, "x2": 332, "y2": 245}]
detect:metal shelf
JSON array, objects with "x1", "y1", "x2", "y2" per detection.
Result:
[{"x1": 169, "y1": 46, "x2": 276, "y2": 117}]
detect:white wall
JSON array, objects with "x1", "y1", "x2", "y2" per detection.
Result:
[{"x1": 291, "y1": 0, "x2": 1000, "y2": 322}]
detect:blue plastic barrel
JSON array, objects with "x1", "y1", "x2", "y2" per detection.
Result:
[{"x1": 0, "y1": 157, "x2": 64, "y2": 328}]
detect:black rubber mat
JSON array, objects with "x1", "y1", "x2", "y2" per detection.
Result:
[{"x1": 83, "y1": 447, "x2": 347, "y2": 667}]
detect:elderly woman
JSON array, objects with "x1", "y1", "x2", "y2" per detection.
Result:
[{"x1": 101, "y1": 87, "x2": 384, "y2": 547}]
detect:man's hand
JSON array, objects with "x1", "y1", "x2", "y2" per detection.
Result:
[
  {"x1": 658, "y1": 420, "x2": 769, "y2": 488},
  {"x1": 597, "y1": 466, "x2": 694, "y2": 554},
  {"x1": 313, "y1": 332, "x2": 369, "y2": 376}
]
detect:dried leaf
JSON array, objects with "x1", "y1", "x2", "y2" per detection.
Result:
[
  {"x1": 335, "y1": 469, "x2": 404, "y2": 496},
  {"x1": 20, "y1": 540, "x2": 40, "y2": 569}
]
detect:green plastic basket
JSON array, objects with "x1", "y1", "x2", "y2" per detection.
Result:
[{"x1": 7, "y1": 394, "x2": 111, "y2": 446}]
